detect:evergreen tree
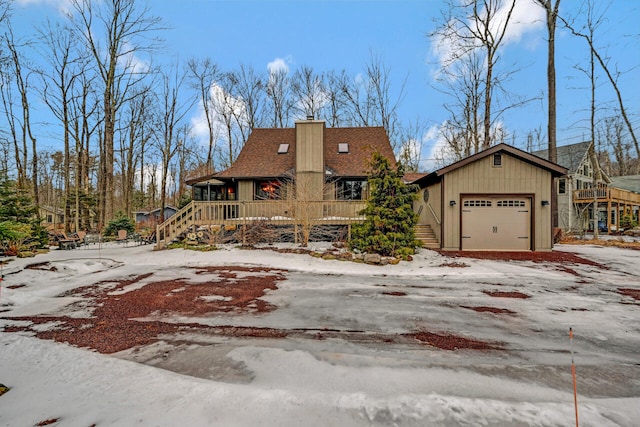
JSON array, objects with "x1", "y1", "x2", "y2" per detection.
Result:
[
  {"x1": 103, "y1": 211, "x2": 136, "y2": 237},
  {"x1": 349, "y1": 152, "x2": 419, "y2": 259},
  {"x1": 0, "y1": 173, "x2": 48, "y2": 249}
]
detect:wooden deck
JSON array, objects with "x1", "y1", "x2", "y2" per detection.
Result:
[
  {"x1": 573, "y1": 187, "x2": 640, "y2": 205},
  {"x1": 573, "y1": 187, "x2": 640, "y2": 231},
  {"x1": 156, "y1": 200, "x2": 367, "y2": 248}
]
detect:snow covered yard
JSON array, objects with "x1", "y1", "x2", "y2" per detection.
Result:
[{"x1": 0, "y1": 242, "x2": 639, "y2": 426}]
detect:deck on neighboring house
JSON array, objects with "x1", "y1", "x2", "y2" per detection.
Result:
[{"x1": 573, "y1": 187, "x2": 640, "y2": 231}]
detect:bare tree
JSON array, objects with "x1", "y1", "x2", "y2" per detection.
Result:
[
  {"x1": 231, "y1": 64, "x2": 266, "y2": 132},
  {"x1": 120, "y1": 85, "x2": 153, "y2": 216},
  {"x1": 323, "y1": 69, "x2": 350, "y2": 127},
  {"x1": 174, "y1": 127, "x2": 201, "y2": 206},
  {"x1": 535, "y1": 0, "x2": 561, "y2": 163},
  {"x1": 436, "y1": 51, "x2": 484, "y2": 158},
  {"x1": 430, "y1": 0, "x2": 517, "y2": 150},
  {"x1": 291, "y1": 65, "x2": 327, "y2": 120},
  {"x1": 341, "y1": 54, "x2": 405, "y2": 150},
  {"x1": 0, "y1": 57, "x2": 25, "y2": 186},
  {"x1": 68, "y1": 70, "x2": 101, "y2": 231},
  {"x1": 153, "y1": 64, "x2": 193, "y2": 222},
  {"x1": 3, "y1": 29, "x2": 39, "y2": 204},
  {"x1": 230, "y1": 64, "x2": 266, "y2": 143},
  {"x1": 186, "y1": 57, "x2": 219, "y2": 171},
  {"x1": 37, "y1": 20, "x2": 86, "y2": 231},
  {"x1": 560, "y1": 1, "x2": 639, "y2": 158},
  {"x1": 68, "y1": 0, "x2": 164, "y2": 226},
  {"x1": 265, "y1": 66, "x2": 291, "y2": 128},
  {"x1": 397, "y1": 119, "x2": 429, "y2": 172},
  {"x1": 214, "y1": 72, "x2": 243, "y2": 169}
]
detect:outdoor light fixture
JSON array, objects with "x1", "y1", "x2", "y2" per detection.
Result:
[
  {"x1": 541, "y1": 200, "x2": 550, "y2": 206},
  {"x1": 450, "y1": 200, "x2": 456, "y2": 206}
]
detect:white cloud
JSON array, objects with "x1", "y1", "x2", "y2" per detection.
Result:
[
  {"x1": 267, "y1": 57, "x2": 291, "y2": 75},
  {"x1": 430, "y1": 0, "x2": 546, "y2": 70},
  {"x1": 118, "y1": 42, "x2": 151, "y2": 74},
  {"x1": 190, "y1": 82, "x2": 248, "y2": 149},
  {"x1": 15, "y1": 0, "x2": 75, "y2": 14},
  {"x1": 418, "y1": 124, "x2": 446, "y2": 172}
]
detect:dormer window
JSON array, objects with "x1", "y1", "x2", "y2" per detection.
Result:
[
  {"x1": 277, "y1": 143, "x2": 289, "y2": 154},
  {"x1": 338, "y1": 142, "x2": 349, "y2": 153}
]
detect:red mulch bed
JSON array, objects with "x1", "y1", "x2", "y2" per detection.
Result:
[
  {"x1": 405, "y1": 331, "x2": 501, "y2": 350},
  {"x1": 618, "y1": 288, "x2": 640, "y2": 301},
  {"x1": 2, "y1": 267, "x2": 286, "y2": 354},
  {"x1": 483, "y1": 290, "x2": 530, "y2": 299},
  {"x1": 440, "y1": 250, "x2": 607, "y2": 268},
  {"x1": 462, "y1": 306, "x2": 515, "y2": 314},
  {"x1": 2, "y1": 265, "x2": 503, "y2": 353}
]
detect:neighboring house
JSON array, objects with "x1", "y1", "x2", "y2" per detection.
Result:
[
  {"x1": 157, "y1": 118, "x2": 395, "y2": 248},
  {"x1": 39, "y1": 206, "x2": 97, "y2": 232},
  {"x1": 135, "y1": 206, "x2": 178, "y2": 225},
  {"x1": 533, "y1": 142, "x2": 640, "y2": 233},
  {"x1": 408, "y1": 144, "x2": 567, "y2": 251},
  {"x1": 608, "y1": 175, "x2": 640, "y2": 228},
  {"x1": 39, "y1": 206, "x2": 64, "y2": 230}
]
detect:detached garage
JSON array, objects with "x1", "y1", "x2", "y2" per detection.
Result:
[{"x1": 411, "y1": 144, "x2": 567, "y2": 252}]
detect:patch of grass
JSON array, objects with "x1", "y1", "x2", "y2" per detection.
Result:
[{"x1": 167, "y1": 242, "x2": 217, "y2": 252}]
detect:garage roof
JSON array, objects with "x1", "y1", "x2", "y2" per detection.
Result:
[{"x1": 412, "y1": 143, "x2": 568, "y2": 187}]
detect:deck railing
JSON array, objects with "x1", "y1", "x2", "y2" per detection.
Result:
[
  {"x1": 156, "y1": 200, "x2": 366, "y2": 248},
  {"x1": 574, "y1": 187, "x2": 640, "y2": 204}
]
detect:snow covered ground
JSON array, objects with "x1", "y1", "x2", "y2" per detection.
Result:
[{"x1": 1, "y1": 242, "x2": 639, "y2": 426}]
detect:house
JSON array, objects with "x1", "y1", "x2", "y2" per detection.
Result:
[
  {"x1": 156, "y1": 118, "x2": 396, "y2": 248},
  {"x1": 408, "y1": 144, "x2": 567, "y2": 251},
  {"x1": 533, "y1": 142, "x2": 640, "y2": 233},
  {"x1": 39, "y1": 206, "x2": 64, "y2": 231},
  {"x1": 135, "y1": 206, "x2": 178, "y2": 225}
]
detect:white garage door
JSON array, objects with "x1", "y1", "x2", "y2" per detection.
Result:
[{"x1": 461, "y1": 197, "x2": 531, "y2": 251}]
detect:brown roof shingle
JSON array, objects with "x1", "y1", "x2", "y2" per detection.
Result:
[{"x1": 189, "y1": 125, "x2": 396, "y2": 184}]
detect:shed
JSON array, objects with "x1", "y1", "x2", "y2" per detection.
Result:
[
  {"x1": 410, "y1": 144, "x2": 567, "y2": 251},
  {"x1": 135, "y1": 206, "x2": 178, "y2": 225}
]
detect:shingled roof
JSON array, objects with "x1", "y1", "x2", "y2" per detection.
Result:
[
  {"x1": 187, "y1": 126, "x2": 396, "y2": 184},
  {"x1": 532, "y1": 141, "x2": 591, "y2": 174},
  {"x1": 610, "y1": 175, "x2": 640, "y2": 194}
]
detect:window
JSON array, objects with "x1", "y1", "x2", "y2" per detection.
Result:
[
  {"x1": 463, "y1": 200, "x2": 492, "y2": 207},
  {"x1": 576, "y1": 180, "x2": 582, "y2": 190},
  {"x1": 277, "y1": 143, "x2": 289, "y2": 154},
  {"x1": 337, "y1": 179, "x2": 367, "y2": 200},
  {"x1": 493, "y1": 153, "x2": 502, "y2": 167},
  {"x1": 558, "y1": 178, "x2": 566, "y2": 194},
  {"x1": 256, "y1": 181, "x2": 282, "y2": 200},
  {"x1": 338, "y1": 142, "x2": 349, "y2": 153},
  {"x1": 497, "y1": 200, "x2": 526, "y2": 207}
]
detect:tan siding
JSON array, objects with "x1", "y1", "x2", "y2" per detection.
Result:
[
  {"x1": 238, "y1": 180, "x2": 253, "y2": 201},
  {"x1": 442, "y1": 154, "x2": 554, "y2": 250},
  {"x1": 416, "y1": 182, "x2": 442, "y2": 240},
  {"x1": 295, "y1": 121, "x2": 324, "y2": 173}
]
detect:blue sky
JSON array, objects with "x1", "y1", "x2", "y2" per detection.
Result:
[{"x1": 9, "y1": 0, "x2": 640, "y2": 170}]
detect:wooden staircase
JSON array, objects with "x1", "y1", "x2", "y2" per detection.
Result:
[{"x1": 415, "y1": 224, "x2": 439, "y2": 249}]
